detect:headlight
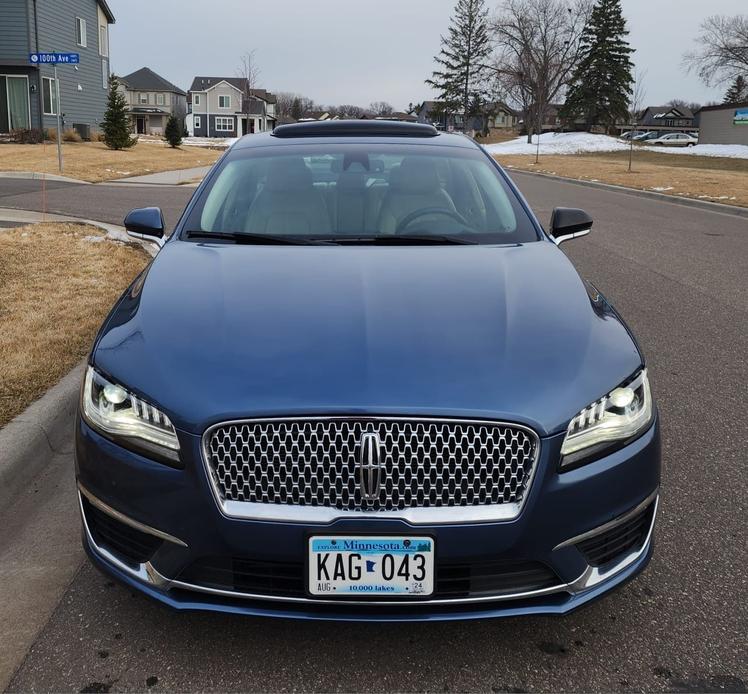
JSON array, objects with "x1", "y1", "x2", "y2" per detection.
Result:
[
  {"x1": 81, "y1": 366, "x2": 180, "y2": 463},
  {"x1": 560, "y1": 369, "x2": 653, "y2": 469}
]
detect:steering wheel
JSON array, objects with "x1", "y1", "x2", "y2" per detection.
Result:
[{"x1": 395, "y1": 207, "x2": 477, "y2": 234}]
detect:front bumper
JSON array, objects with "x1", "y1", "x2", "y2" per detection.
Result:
[{"x1": 75, "y1": 415, "x2": 661, "y2": 621}]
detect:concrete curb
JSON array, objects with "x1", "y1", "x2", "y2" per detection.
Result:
[
  {"x1": 506, "y1": 168, "x2": 748, "y2": 219},
  {"x1": 0, "y1": 171, "x2": 90, "y2": 184},
  {"x1": 0, "y1": 361, "x2": 85, "y2": 513}
]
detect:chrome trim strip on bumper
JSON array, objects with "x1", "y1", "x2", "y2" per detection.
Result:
[
  {"x1": 199, "y1": 415, "x2": 541, "y2": 525},
  {"x1": 553, "y1": 488, "x2": 659, "y2": 551},
  {"x1": 568, "y1": 494, "x2": 659, "y2": 592},
  {"x1": 77, "y1": 482, "x2": 188, "y2": 548},
  {"x1": 78, "y1": 490, "x2": 659, "y2": 608}
]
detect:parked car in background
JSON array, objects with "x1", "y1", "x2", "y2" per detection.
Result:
[
  {"x1": 646, "y1": 133, "x2": 698, "y2": 147},
  {"x1": 620, "y1": 130, "x2": 647, "y2": 140},
  {"x1": 632, "y1": 131, "x2": 660, "y2": 142}
]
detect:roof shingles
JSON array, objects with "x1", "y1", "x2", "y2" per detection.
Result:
[{"x1": 120, "y1": 67, "x2": 185, "y2": 96}]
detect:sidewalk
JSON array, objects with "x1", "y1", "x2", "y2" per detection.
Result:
[{"x1": 110, "y1": 165, "x2": 212, "y2": 186}]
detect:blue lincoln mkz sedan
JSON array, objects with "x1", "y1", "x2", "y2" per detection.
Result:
[{"x1": 76, "y1": 120, "x2": 660, "y2": 621}]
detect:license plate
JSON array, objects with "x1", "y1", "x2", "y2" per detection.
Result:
[{"x1": 308, "y1": 536, "x2": 435, "y2": 597}]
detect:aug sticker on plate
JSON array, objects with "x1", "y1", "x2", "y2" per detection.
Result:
[{"x1": 308, "y1": 536, "x2": 435, "y2": 597}]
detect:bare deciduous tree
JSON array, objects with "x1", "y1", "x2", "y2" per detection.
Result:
[
  {"x1": 275, "y1": 92, "x2": 299, "y2": 117},
  {"x1": 684, "y1": 15, "x2": 748, "y2": 87},
  {"x1": 335, "y1": 104, "x2": 367, "y2": 118},
  {"x1": 369, "y1": 101, "x2": 394, "y2": 116},
  {"x1": 236, "y1": 51, "x2": 262, "y2": 125},
  {"x1": 627, "y1": 69, "x2": 647, "y2": 172},
  {"x1": 491, "y1": 0, "x2": 591, "y2": 143},
  {"x1": 666, "y1": 98, "x2": 702, "y2": 113}
]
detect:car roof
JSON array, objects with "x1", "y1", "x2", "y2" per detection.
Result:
[{"x1": 232, "y1": 120, "x2": 478, "y2": 150}]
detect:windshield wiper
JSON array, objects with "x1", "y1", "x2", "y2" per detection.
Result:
[
  {"x1": 184, "y1": 231, "x2": 335, "y2": 245},
  {"x1": 323, "y1": 234, "x2": 478, "y2": 246}
]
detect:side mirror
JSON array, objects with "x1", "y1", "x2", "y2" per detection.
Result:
[
  {"x1": 550, "y1": 207, "x2": 593, "y2": 244},
  {"x1": 124, "y1": 207, "x2": 165, "y2": 247}
]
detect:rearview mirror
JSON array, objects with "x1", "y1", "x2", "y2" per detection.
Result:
[
  {"x1": 549, "y1": 207, "x2": 593, "y2": 244},
  {"x1": 124, "y1": 207, "x2": 165, "y2": 247}
]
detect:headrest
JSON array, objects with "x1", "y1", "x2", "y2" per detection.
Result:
[
  {"x1": 390, "y1": 157, "x2": 441, "y2": 194},
  {"x1": 265, "y1": 157, "x2": 313, "y2": 191},
  {"x1": 336, "y1": 170, "x2": 367, "y2": 191}
]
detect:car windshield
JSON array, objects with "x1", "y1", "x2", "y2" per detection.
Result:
[{"x1": 181, "y1": 143, "x2": 540, "y2": 244}]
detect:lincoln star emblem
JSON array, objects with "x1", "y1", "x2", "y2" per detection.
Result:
[{"x1": 358, "y1": 432, "x2": 383, "y2": 501}]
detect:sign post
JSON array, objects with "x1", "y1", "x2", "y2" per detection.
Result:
[{"x1": 29, "y1": 52, "x2": 80, "y2": 174}]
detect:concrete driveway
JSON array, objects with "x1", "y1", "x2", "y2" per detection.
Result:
[{"x1": 2, "y1": 172, "x2": 746, "y2": 693}]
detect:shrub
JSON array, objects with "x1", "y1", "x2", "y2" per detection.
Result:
[
  {"x1": 164, "y1": 115, "x2": 183, "y2": 147},
  {"x1": 47, "y1": 128, "x2": 58, "y2": 142},
  {"x1": 10, "y1": 128, "x2": 45, "y2": 144},
  {"x1": 89, "y1": 130, "x2": 105, "y2": 142},
  {"x1": 62, "y1": 128, "x2": 82, "y2": 142}
]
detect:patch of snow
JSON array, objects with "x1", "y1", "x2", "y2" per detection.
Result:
[
  {"x1": 651, "y1": 186, "x2": 673, "y2": 192},
  {"x1": 485, "y1": 132, "x2": 629, "y2": 155},
  {"x1": 642, "y1": 143, "x2": 748, "y2": 159},
  {"x1": 181, "y1": 136, "x2": 239, "y2": 150},
  {"x1": 484, "y1": 132, "x2": 748, "y2": 159},
  {"x1": 83, "y1": 235, "x2": 105, "y2": 243}
]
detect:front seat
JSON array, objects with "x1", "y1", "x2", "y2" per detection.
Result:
[
  {"x1": 335, "y1": 162, "x2": 369, "y2": 234},
  {"x1": 377, "y1": 157, "x2": 456, "y2": 234},
  {"x1": 245, "y1": 157, "x2": 332, "y2": 235}
]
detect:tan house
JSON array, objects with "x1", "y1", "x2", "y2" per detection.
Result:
[
  {"x1": 120, "y1": 67, "x2": 186, "y2": 135},
  {"x1": 186, "y1": 76, "x2": 276, "y2": 137}
]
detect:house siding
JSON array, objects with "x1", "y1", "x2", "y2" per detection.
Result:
[
  {"x1": 0, "y1": 0, "x2": 31, "y2": 63},
  {"x1": 33, "y1": 0, "x2": 110, "y2": 133},
  {"x1": 698, "y1": 108, "x2": 748, "y2": 146}
]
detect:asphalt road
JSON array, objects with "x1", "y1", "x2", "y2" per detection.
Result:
[
  {"x1": 0, "y1": 178, "x2": 194, "y2": 231},
  {"x1": 5, "y1": 173, "x2": 748, "y2": 693}
]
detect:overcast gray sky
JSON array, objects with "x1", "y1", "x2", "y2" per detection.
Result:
[{"x1": 110, "y1": 0, "x2": 744, "y2": 110}]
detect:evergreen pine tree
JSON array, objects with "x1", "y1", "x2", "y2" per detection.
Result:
[
  {"x1": 425, "y1": 0, "x2": 492, "y2": 123},
  {"x1": 101, "y1": 76, "x2": 136, "y2": 150},
  {"x1": 723, "y1": 75, "x2": 747, "y2": 104},
  {"x1": 164, "y1": 115, "x2": 182, "y2": 147},
  {"x1": 291, "y1": 97, "x2": 302, "y2": 121},
  {"x1": 561, "y1": 0, "x2": 635, "y2": 131}
]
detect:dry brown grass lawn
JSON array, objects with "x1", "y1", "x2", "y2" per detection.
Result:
[
  {"x1": 0, "y1": 223, "x2": 149, "y2": 427},
  {"x1": 494, "y1": 150, "x2": 748, "y2": 207},
  {"x1": 0, "y1": 141, "x2": 222, "y2": 183}
]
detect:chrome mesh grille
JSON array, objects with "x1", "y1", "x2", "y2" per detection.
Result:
[{"x1": 204, "y1": 419, "x2": 538, "y2": 512}]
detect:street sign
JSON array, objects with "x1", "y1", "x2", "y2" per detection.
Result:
[
  {"x1": 29, "y1": 52, "x2": 79, "y2": 65},
  {"x1": 28, "y1": 53, "x2": 79, "y2": 174}
]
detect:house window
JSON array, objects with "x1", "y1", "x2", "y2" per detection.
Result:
[
  {"x1": 218, "y1": 95, "x2": 231, "y2": 109},
  {"x1": 193, "y1": 94, "x2": 201, "y2": 106},
  {"x1": 194, "y1": 116, "x2": 201, "y2": 129},
  {"x1": 157, "y1": 94, "x2": 164, "y2": 106},
  {"x1": 42, "y1": 77, "x2": 58, "y2": 115},
  {"x1": 101, "y1": 59, "x2": 108, "y2": 89},
  {"x1": 75, "y1": 17, "x2": 87, "y2": 47},
  {"x1": 139, "y1": 93, "x2": 148, "y2": 104},
  {"x1": 99, "y1": 24, "x2": 108, "y2": 56},
  {"x1": 215, "y1": 116, "x2": 234, "y2": 132}
]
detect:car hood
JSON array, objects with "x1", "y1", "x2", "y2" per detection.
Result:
[{"x1": 94, "y1": 241, "x2": 642, "y2": 436}]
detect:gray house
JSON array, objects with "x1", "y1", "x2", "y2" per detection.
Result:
[
  {"x1": 186, "y1": 77, "x2": 276, "y2": 137},
  {"x1": 120, "y1": 67, "x2": 187, "y2": 135},
  {"x1": 637, "y1": 106, "x2": 696, "y2": 133},
  {"x1": 0, "y1": 0, "x2": 115, "y2": 137}
]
